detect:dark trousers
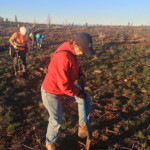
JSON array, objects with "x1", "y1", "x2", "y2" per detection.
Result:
[{"x1": 13, "y1": 50, "x2": 26, "y2": 68}]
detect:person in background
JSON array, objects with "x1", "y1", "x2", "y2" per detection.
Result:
[
  {"x1": 35, "y1": 33, "x2": 41, "y2": 46},
  {"x1": 9, "y1": 26, "x2": 31, "y2": 75},
  {"x1": 32, "y1": 24, "x2": 36, "y2": 31},
  {"x1": 17, "y1": 24, "x2": 20, "y2": 28},
  {"x1": 35, "y1": 33, "x2": 45, "y2": 48},
  {"x1": 39, "y1": 34, "x2": 45, "y2": 48},
  {"x1": 29, "y1": 31, "x2": 36, "y2": 50},
  {"x1": 41, "y1": 32, "x2": 95, "y2": 150}
]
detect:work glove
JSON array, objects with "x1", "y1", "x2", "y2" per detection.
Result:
[
  {"x1": 14, "y1": 45, "x2": 18, "y2": 49},
  {"x1": 77, "y1": 90, "x2": 87, "y2": 100}
]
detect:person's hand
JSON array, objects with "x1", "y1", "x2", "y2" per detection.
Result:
[
  {"x1": 14, "y1": 45, "x2": 18, "y2": 49},
  {"x1": 77, "y1": 90, "x2": 87, "y2": 99}
]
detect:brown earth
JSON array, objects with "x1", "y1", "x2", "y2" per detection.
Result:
[{"x1": 0, "y1": 22, "x2": 150, "y2": 150}]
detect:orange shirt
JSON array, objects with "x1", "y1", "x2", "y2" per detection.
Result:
[{"x1": 9, "y1": 32, "x2": 30, "y2": 51}]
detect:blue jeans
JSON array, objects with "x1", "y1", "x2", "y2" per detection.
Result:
[{"x1": 41, "y1": 85, "x2": 91, "y2": 144}]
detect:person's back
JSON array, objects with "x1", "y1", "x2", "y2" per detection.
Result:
[
  {"x1": 35, "y1": 33, "x2": 40, "y2": 39},
  {"x1": 35, "y1": 33, "x2": 40, "y2": 46},
  {"x1": 42, "y1": 42, "x2": 79, "y2": 96}
]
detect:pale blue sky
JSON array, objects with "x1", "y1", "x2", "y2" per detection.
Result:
[{"x1": 0, "y1": 0, "x2": 150, "y2": 25}]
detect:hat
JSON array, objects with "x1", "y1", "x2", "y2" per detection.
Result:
[
  {"x1": 20, "y1": 26, "x2": 28, "y2": 36},
  {"x1": 74, "y1": 32, "x2": 95, "y2": 57}
]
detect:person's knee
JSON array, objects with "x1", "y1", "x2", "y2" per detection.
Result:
[
  {"x1": 49, "y1": 117, "x2": 62, "y2": 126},
  {"x1": 22, "y1": 61, "x2": 26, "y2": 66},
  {"x1": 21, "y1": 57, "x2": 26, "y2": 66},
  {"x1": 13, "y1": 59, "x2": 17, "y2": 67},
  {"x1": 14, "y1": 62, "x2": 17, "y2": 66}
]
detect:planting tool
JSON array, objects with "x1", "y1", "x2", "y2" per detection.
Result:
[
  {"x1": 80, "y1": 77, "x2": 91, "y2": 150},
  {"x1": 16, "y1": 50, "x2": 24, "y2": 76}
]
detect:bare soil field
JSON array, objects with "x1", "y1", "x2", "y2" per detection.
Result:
[{"x1": 0, "y1": 22, "x2": 150, "y2": 150}]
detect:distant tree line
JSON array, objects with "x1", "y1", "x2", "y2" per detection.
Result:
[
  {"x1": 0, "y1": 16, "x2": 5, "y2": 22},
  {"x1": 0, "y1": 16, "x2": 10, "y2": 23},
  {"x1": 0, "y1": 15, "x2": 18, "y2": 23}
]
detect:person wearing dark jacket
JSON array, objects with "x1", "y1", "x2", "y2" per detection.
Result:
[{"x1": 41, "y1": 32, "x2": 95, "y2": 150}]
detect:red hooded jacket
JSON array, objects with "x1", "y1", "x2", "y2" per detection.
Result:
[{"x1": 42, "y1": 42, "x2": 79, "y2": 97}]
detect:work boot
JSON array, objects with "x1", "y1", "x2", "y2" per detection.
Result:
[
  {"x1": 14, "y1": 71, "x2": 17, "y2": 76},
  {"x1": 46, "y1": 143, "x2": 55, "y2": 150},
  {"x1": 22, "y1": 65, "x2": 26, "y2": 73},
  {"x1": 78, "y1": 125, "x2": 88, "y2": 138}
]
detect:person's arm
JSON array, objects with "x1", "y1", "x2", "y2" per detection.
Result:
[{"x1": 9, "y1": 32, "x2": 17, "y2": 46}]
